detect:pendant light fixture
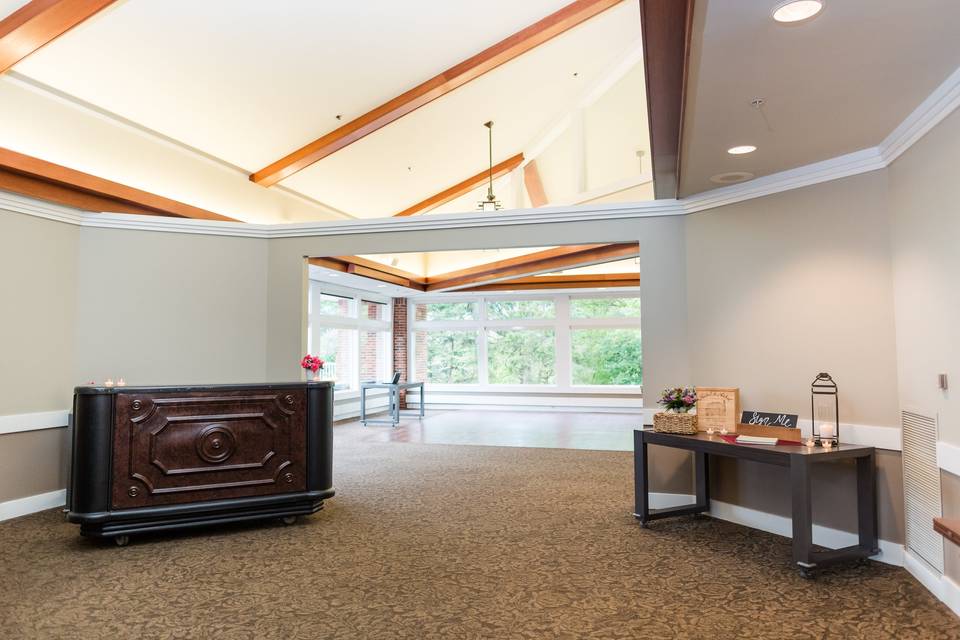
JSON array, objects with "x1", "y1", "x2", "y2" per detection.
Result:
[{"x1": 477, "y1": 121, "x2": 502, "y2": 211}]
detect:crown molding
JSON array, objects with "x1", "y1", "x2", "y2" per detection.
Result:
[
  {"x1": 681, "y1": 147, "x2": 887, "y2": 214},
  {"x1": 879, "y1": 64, "x2": 960, "y2": 165},
  {"x1": 2, "y1": 64, "x2": 958, "y2": 238}
]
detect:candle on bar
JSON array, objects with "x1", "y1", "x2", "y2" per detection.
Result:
[
  {"x1": 820, "y1": 423, "x2": 835, "y2": 441},
  {"x1": 104, "y1": 378, "x2": 114, "y2": 387},
  {"x1": 719, "y1": 427, "x2": 728, "y2": 435},
  {"x1": 822, "y1": 439, "x2": 834, "y2": 449},
  {"x1": 117, "y1": 378, "x2": 126, "y2": 387},
  {"x1": 805, "y1": 438, "x2": 816, "y2": 447}
]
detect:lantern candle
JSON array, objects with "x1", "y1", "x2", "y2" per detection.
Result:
[{"x1": 820, "y1": 424, "x2": 835, "y2": 441}]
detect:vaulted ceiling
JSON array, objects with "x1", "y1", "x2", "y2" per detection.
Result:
[
  {"x1": 1, "y1": 0, "x2": 959, "y2": 224},
  {"x1": 0, "y1": 0, "x2": 652, "y2": 222}
]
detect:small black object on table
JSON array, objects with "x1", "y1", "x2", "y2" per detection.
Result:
[{"x1": 633, "y1": 428, "x2": 879, "y2": 577}]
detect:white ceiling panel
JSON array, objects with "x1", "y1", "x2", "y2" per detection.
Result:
[
  {"x1": 281, "y1": 2, "x2": 642, "y2": 218},
  {"x1": 11, "y1": 0, "x2": 575, "y2": 171},
  {"x1": 680, "y1": 0, "x2": 960, "y2": 196}
]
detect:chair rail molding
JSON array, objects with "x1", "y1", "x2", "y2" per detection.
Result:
[
  {"x1": 937, "y1": 440, "x2": 960, "y2": 477},
  {"x1": 0, "y1": 409, "x2": 69, "y2": 435}
]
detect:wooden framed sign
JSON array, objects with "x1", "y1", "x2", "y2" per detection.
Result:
[
  {"x1": 740, "y1": 410, "x2": 798, "y2": 428},
  {"x1": 695, "y1": 387, "x2": 740, "y2": 433}
]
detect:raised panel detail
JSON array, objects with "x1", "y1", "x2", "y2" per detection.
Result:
[{"x1": 112, "y1": 390, "x2": 307, "y2": 508}]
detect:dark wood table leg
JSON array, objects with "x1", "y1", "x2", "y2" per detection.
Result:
[
  {"x1": 634, "y1": 430, "x2": 650, "y2": 527},
  {"x1": 857, "y1": 451, "x2": 879, "y2": 555},
  {"x1": 694, "y1": 450, "x2": 710, "y2": 511},
  {"x1": 790, "y1": 454, "x2": 815, "y2": 577}
]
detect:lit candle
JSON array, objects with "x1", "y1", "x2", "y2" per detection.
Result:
[
  {"x1": 104, "y1": 378, "x2": 114, "y2": 387},
  {"x1": 822, "y1": 439, "x2": 834, "y2": 449},
  {"x1": 719, "y1": 427, "x2": 729, "y2": 435},
  {"x1": 117, "y1": 378, "x2": 126, "y2": 387},
  {"x1": 805, "y1": 438, "x2": 816, "y2": 448},
  {"x1": 820, "y1": 423, "x2": 835, "y2": 441},
  {"x1": 706, "y1": 427, "x2": 715, "y2": 435}
]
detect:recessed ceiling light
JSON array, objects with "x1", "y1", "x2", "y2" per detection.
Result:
[
  {"x1": 772, "y1": 0, "x2": 823, "y2": 23},
  {"x1": 727, "y1": 145, "x2": 757, "y2": 155},
  {"x1": 710, "y1": 171, "x2": 755, "y2": 185}
]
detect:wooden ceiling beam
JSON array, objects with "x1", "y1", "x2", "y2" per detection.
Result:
[
  {"x1": 459, "y1": 273, "x2": 639, "y2": 292},
  {"x1": 308, "y1": 256, "x2": 427, "y2": 291},
  {"x1": 639, "y1": 0, "x2": 694, "y2": 199},
  {"x1": 250, "y1": 0, "x2": 622, "y2": 187},
  {"x1": 394, "y1": 153, "x2": 523, "y2": 217},
  {"x1": 331, "y1": 255, "x2": 424, "y2": 282},
  {"x1": 0, "y1": 0, "x2": 118, "y2": 74},
  {"x1": 0, "y1": 147, "x2": 238, "y2": 221},
  {"x1": 425, "y1": 243, "x2": 639, "y2": 292},
  {"x1": 523, "y1": 160, "x2": 548, "y2": 208}
]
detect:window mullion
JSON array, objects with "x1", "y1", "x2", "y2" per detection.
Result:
[{"x1": 555, "y1": 294, "x2": 571, "y2": 389}]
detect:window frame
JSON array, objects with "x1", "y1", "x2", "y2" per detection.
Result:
[
  {"x1": 308, "y1": 281, "x2": 393, "y2": 392},
  {"x1": 408, "y1": 292, "x2": 641, "y2": 394}
]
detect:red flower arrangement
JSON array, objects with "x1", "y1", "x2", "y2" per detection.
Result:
[{"x1": 300, "y1": 354, "x2": 325, "y2": 372}]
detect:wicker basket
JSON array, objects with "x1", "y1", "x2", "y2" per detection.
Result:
[{"x1": 653, "y1": 412, "x2": 698, "y2": 434}]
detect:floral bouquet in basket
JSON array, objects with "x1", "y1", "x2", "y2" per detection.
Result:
[
  {"x1": 658, "y1": 387, "x2": 698, "y2": 413},
  {"x1": 300, "y1": 354, "x2": 325, "y2": 380}
]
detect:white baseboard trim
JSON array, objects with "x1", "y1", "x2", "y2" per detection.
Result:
[
  {"x1": 904, "y1": 550, "x2": 960, "y2": 617},
  {"x1": 0, "y1": 488, "x2": 66, "y2": 522},
  {"x1": 937, "y1": 441, "x2": 960, "y2": 477},
  {"x1": 647, "y1": 492, "x2": 903, "y2": 566},
  {"x1": 0, "y1": 410, "x2": 69, "y2": 435}
]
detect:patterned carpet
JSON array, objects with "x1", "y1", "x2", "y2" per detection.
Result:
[{"x1": 0, "y1": 424, "x2": 957, "y2": 639}]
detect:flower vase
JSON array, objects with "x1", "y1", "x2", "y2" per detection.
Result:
[{"x1": 304, "y1": 369, "x2": 318, "y2": 381}]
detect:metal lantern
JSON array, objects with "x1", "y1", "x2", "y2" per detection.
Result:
[{"x1": 810, "y1": 372, "x2": 839, "y2": 447}]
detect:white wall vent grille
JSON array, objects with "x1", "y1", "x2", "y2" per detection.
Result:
[{"x1": 901, "y1": 409, "x2": 944, "y2": 573}]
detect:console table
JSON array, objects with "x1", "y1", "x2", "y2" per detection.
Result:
[
  {"x1": 633, "y1": 429, "x2": 878, "y2": 577},
  {"x1": 360, "y1": 381, "x2": 424, "y2": 427},
  {"x1": 68, "y1": 382, "x2": 334, "y2": 545}
]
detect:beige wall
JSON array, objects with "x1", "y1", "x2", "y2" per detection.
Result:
[
  {"x1": 0, "y1": 213, "x2": 78, "y2": 503},
  {"x1": 685, "y1": 170, "x2": 900, "y2": 427},
  {"x1": 887, "y1": 107, "x2": 960, "y2": 579},
  {"x1": 72, "y1": 227, "x2": 270, "y2": 386},
  {"x1": 888, "y1": 108, "x2": 959, "y2": 446},
  {"x1": 0, "y1": 213, "x2": 78, "y2": 414},
  {"x1": 684, "y1": 171, "x2": 904, "y2": 542}
]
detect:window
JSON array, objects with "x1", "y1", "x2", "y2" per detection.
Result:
[
  {"x1": 487, "y1": 328, "x2": 555, "y2": 384},
  {"x1": 486, "y1": 299, "x2": 554, "y2": 320},
  {"x1": 571, "y1": 297, "x2": 641, "y2": 319},
  {"x1": 313, "y1": 327, "x2": 355, "y2": 389},
  {"x1": 308, "y1": 282, "x2": 392, "y2": 391},
  {"x1": 316, "y1": 292, "x2": 354, "y2": 317},
  {"x1": 415, "y1": 301, "x2": 476, "y2": 321},
  {"x1": 414, "y1": 330, "x2": 479, "y2": 384},
  {"x1": 571, "y1": 328, "x2": 642, "y2": 386},
  {"x1": 409, "y1": 293, "x2": 641, "y2": 391}
]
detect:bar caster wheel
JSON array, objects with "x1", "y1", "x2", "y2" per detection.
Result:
[
  {"x1": 114, "y1": 535, "x2": 130, "y2": 547},
  {"x1": 281, "y1": 515, "x2": 298, "y2": 526}
]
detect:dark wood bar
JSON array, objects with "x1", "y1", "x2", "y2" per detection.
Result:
[{"x1": 67, "y1": 381, "x2": 334, "y2": 545}]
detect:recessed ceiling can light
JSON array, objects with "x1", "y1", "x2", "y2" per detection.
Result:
[
  {"x1": 710, "y1": 171, "x2": 755, "y2": 184},
  {"x1": 727, "y1": 145, "x2": 757, "y2": 155},
  {"x1": 772, "y1": 0, "x2": 823, "y2": 23}
]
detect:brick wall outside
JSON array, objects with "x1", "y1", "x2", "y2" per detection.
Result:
[{"x1": 392, "y1": 298, "x2": 408, "y2": 408}]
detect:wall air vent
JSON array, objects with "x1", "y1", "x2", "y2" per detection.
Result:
[{"x1": 901, "y1": 409, "x2": 944, "y2": 573}]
